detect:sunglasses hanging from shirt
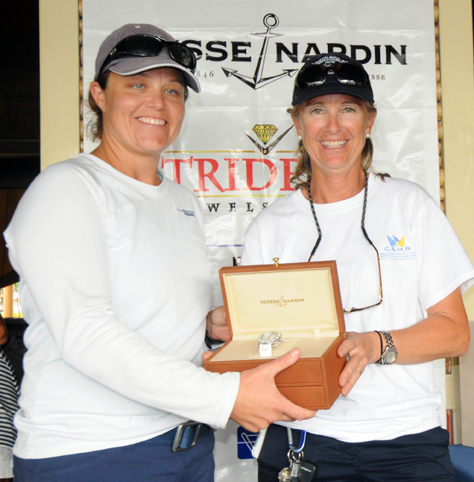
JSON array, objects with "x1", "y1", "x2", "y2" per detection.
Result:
[
  {"x1": 307, "y1": 171, "x2": 383, "y2": 314},
  {"x1": 98, "y1": 34, "x2": 197, "y2": 77}
]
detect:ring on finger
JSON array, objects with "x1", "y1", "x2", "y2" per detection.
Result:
[{"x1": 355, "y1": 367, "x2": 362, "y2": 375}]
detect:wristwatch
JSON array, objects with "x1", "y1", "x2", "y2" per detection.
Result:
[
  {"x1": 376, "y1": 331, "x2": 398, "y2": 365},
  {"x1": 257, "y1": 331, "x2": 282, "y2": 357}
]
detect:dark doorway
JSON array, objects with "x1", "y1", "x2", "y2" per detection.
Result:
[{"x1": 0, "y1": 0, "x2": 40, "y2": 286}]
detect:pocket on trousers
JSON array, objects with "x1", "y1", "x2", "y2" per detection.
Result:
[{"x1": 34, "y1": 449, "x2": 108, "y2": 481}]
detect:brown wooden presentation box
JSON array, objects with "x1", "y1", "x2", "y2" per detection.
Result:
[{"x1": 203, "y1": 260, "x2": 346, "y2": 411}]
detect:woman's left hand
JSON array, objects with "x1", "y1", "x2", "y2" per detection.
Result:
[
  {"x1": 206, "y1": 306, "x2": 230, "y2": 343},
  {"x1": 337, "y1": 331, "x2": 381, "y2": 397}
]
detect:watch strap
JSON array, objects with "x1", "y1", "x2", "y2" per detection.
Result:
[
  {"x1": 375, "y1": 331, "x2": 397, "y2": 365},
  {"x1": 382, "y1": 331, "x2": 395, "y2": 349}
]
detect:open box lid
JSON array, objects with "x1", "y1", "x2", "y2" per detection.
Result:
[{"x1": 219, "y1": 260, "x2": 345, "y2": 340}]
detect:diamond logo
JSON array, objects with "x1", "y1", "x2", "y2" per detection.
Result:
[{"x1": 252, "y1": 124, "x2": 278, "y2": 144}]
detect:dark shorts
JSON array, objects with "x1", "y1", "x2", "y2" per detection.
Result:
[
  {"x1": 257, "y1": 424, "x2": 455, "y2": 482},
  {"x1": 13, "y1": 426, "x2": 215, "y2": 482}
]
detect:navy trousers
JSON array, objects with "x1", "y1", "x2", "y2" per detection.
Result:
[
  {"x1": 13, "y1": 428, "x2": 215, "y2": 482},
  {"x1": 258, "y1": 424, "x2": 455, "y2": 482}
]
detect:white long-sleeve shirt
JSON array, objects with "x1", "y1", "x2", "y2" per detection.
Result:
[{"x1": 4, "y1": 154, "x2": 240, "y2": 459}]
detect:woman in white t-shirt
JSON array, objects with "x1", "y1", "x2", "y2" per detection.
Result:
[{"x1": 241, "y1": 53, "x2": 474, "y2": 482}]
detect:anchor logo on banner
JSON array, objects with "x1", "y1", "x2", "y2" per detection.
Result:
[{"x1": 222, "y1": 13, "x2": 298, "y2": 90}]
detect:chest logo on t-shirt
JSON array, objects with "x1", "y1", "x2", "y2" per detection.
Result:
[
  {"x1": 381, "y1": 233, "x2": 415, "y2": 260},
  {"x1": 175, "y1": 207, "x2": 196, "y2": 217},
  {"x1": 387, "y1": 234, "x2": 405, "y2": 248}
]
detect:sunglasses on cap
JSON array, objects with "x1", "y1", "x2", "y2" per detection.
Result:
[
  {"x1": 295, "y1": 61, "x2": 370, "y2": 90},
  {"x1": 98, "y1": 34, "x2": 197, "y2": 77}
]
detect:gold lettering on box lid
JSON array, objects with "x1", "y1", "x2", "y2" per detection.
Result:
[{"x1": 260, "y1": 295, "x2": 305, "y2": 307}]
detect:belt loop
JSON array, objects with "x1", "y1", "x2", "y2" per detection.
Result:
[{"x1": 172, "y1": 421, "x2": 203, "y2": 453}]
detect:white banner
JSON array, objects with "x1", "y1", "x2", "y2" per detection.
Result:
[{"x1": 82, "y1": 1, "x2": 438, "y2": 479}]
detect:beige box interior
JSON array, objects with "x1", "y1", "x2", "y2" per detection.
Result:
[{"x1": 210, "y1": 264, "x2": 344, "y2": 362}]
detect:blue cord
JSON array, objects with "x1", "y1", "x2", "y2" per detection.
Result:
[{"x1": 287, "y1": 428, "x2": 306, "y2": 453}]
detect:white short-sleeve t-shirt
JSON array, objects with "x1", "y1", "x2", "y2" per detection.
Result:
[{"x1": 242, "y1": 173, "x2": 474, "y2": 443}]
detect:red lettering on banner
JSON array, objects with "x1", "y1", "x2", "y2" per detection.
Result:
[
  {"x1": 194, "y1": 158, "x2": 225, "y2": 192},
  {"x1": 280, "y1": 158, "x2": 298, "y2": 191},
  {"x1": 223, "y1": 158, "x2": 240, "y2": 191},
  {"x1": 162, "y1": 156, "x2": 297, "y2": 192},
  {"x1": 161, "y1": 157, "x2": 192, "y2": 184},
  {"x1": 243, "y1": 159, "x2": 277, "y2": 190}
]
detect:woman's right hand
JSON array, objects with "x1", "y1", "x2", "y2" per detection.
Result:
[
  {"x1": 336, "y1": 331, "x2": 381, "y2": 397},
  {"x1": 229, "y1": 348, "x2": 316, "y2": 432}
]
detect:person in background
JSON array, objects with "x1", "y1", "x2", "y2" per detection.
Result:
[
  {"x1": 4, "y1": 24, "x2": 314, "y2": 482},
  {"x1": 0, "y1": 314, "x2": 19, "y2": 482},
  {"x1": 241, "y1": 53, "x2": 474, "y2": 482}
]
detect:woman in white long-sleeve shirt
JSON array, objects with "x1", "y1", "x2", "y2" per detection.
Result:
[{"x1": 4, "y1": 23, "x2": 314, "y2": 482}]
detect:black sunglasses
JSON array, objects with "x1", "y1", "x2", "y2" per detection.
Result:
[
  {"x1": 99, "y1": 34, "x2": 197, "y2": 77},
  {"x1": 296, "y1": 62, "x2": 370, "y2": 90}
]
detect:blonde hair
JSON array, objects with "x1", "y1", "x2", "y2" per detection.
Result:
[{"x1": 288, "y1": 100, "x2": 377, "y2": 189}]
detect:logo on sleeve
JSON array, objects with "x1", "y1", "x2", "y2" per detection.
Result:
[{"x1": 175, "y1": 207, "x2": 195, "y2": 217}]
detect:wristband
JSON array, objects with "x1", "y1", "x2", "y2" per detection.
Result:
[
  {"x1": 374, "y1": 330, "x2": 384, "y2": 362},
  {"x1": 205, "y1": 331, "x2": 224, "y2": 350}
]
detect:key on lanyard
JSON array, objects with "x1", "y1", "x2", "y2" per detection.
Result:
[
  {"x1": 278, "y1": 449, "x2": 301, "y2": 482},
  {"x1": 290, "y1": 457, "x2": 317, "y2": 482},
  {"x1": 284, "y1": 428, "x2": 317, "y2": 482}
]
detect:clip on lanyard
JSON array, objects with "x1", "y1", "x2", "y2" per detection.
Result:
[
  {"x1": 285, "y1": 427, "x2": 317, "y2": 480},
  {"x1": 287, "y1": 427, "x2": 306, "y2": 453}
]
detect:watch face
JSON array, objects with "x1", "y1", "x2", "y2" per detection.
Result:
[
  {"x1": 258, "y1": 331, "x2": 281, "y2": 344},
  {"x1": 385, "y1": 349, "x2": 397, "y2": 364}
]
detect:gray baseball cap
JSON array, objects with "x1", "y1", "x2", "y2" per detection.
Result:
[{"x1": 94, "y1": 23, "x2": 200, "y2": 92}]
